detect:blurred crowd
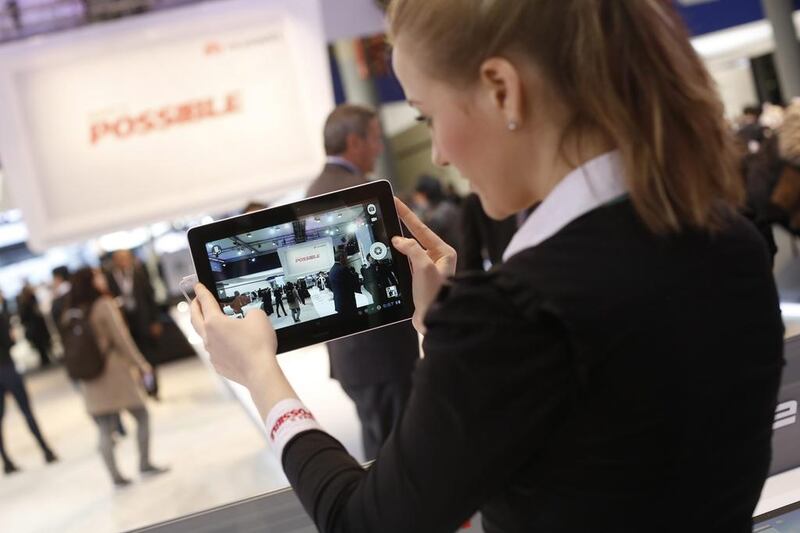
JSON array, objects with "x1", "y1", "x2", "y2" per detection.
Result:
[
  {"x1": 1, "y1": 250, "x2": 177, "y2": 484},
  {"x1": 404, "y1": 174, "x2": 524, "y2": 273},
  {"x1": 736, "y1": 101, "x2": 800, "y2": 263}
]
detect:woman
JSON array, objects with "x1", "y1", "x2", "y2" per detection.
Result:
[
  {"x1": 69, "y1": 267, "x2": 166, "y2": 487},
  {"x1": 191, "y1": 1, "x2": 783, "y2": 531},
  {"x1": 286, "y1": 284, "x2": 302, "y2": 323},
  {"x1": 0, "y1": 310, "x2": 57, "y2": 474}
]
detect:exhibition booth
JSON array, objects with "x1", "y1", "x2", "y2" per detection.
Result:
[{"x1": 0, "y1": 1, "x2": 799, "y2": 532}]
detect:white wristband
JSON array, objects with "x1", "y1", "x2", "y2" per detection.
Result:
[{"x1": 264, "y1": 398, "x2": 322, "y2": 460}]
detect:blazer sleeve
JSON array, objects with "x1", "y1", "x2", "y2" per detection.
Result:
[
  {"x1": 94, "y1": 297, "x2": 150, "y2": 370},
  {"x1": 282, "y1": 274, "x2": 577, "y2": 532}
]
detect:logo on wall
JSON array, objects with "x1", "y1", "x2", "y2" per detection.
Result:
[{"x1": 88, "y1": 92, "x2": 242, "y2": 145}]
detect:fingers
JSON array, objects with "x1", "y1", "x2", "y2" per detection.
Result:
[{"x1": 394, "y1": 197, "x2": 449, "y2": 252}]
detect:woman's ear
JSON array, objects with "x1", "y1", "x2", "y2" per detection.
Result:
[{"x1": 479, "y1": 57, "x2": 525, "y2": 130}]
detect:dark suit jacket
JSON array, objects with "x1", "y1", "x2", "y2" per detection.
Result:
[
  {"x1": 328, "y1": 263, "x2": 359, "y2": 315},
  {"x1": 307, "y1": 163, "x2": 420, "y2": 386},
  {"x1": 105, "y1": 264, "x2": 160, "y2": 346}
]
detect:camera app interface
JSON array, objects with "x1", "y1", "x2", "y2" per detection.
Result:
[{"x1": 204, "y1": 200, "x2": 403, "y2": 330}]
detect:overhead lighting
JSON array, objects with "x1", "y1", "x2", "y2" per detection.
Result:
[
  {"x1": 247, "y1": 233, "x2": 252, "y2": 238},
  {"x1": 338, "y1": 213, "x2": 342, "y2": 218}
]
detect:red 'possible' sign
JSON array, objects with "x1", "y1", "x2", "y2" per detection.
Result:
[{"x1": 89, "y1": 92, "x2": 242, "y2": 145}]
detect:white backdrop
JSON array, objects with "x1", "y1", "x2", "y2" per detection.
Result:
[
  {"x1": 0, "y1": 0, "x2": 333, "y2": 251},
  {"x1": 279, "y1": 237, "x2": 334, "y2": 279}
]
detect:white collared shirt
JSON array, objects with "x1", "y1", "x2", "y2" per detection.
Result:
[
  {"x1": 503, "y1": 151, "x2": 627, "y2": 261},
  {"x1": 325, "y1": 156, "x2": 362, "y2": 176}
]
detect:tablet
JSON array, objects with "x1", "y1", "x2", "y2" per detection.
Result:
[{"x1": 187, "y1": 180, "x2": 414, "y2": 354}]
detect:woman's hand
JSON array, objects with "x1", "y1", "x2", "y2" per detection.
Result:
[
  {"x1": 392, "y1": 198, "x2": 457, "y2": 334},
  {"x1": 190, "y1": 283, "x2": 278, "y2": 391}
]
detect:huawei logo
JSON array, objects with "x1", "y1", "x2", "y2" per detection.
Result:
[{"x1": 204, "y1": 41, "x2": 223, "y2": 55}]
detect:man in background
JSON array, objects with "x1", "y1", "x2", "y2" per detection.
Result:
[
  {"x1": 50, "y1": 266, "x2": 71, "y2": 328},
  {"x1": 105, "y1": 250, "x2": 162, "y2": 399},
  {"x1": 307, "y1": 104, "x2": 420, "y2": 461}
]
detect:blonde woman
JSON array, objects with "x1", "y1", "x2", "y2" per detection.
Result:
[{"x1": 191, "y1": 2, "x2": 783, "y2": 531}]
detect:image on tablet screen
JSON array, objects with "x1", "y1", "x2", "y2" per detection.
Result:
[{"x1": 202, "y1": 200, "x2": 403, "y2": 330}]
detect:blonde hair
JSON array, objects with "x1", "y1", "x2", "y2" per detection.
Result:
[{"x1": 388, "y1": 0, "x2": 742, "y2": 233}]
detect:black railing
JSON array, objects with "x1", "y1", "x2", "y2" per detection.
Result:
[{"x1": 0, "y1": 0, "x2": 210, "y2": 44}]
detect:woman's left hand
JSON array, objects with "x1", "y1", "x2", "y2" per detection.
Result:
[{"x1": 190, "y1": 284, "x2": 278, "y2": 390}]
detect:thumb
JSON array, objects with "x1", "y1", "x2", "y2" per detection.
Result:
[{"x1": 194, "y1": 283, "x2": 223, "y2": 318}]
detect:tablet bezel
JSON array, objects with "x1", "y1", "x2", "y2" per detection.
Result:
[
  {"x1": 187, "y1": 179, "x2": 414, "y2": 354},
  {"x1": 753, "y1": 498, "x2": 800, "y2": 527}
]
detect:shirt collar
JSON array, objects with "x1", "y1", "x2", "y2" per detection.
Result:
[
  {"x1": 503, "y1": 150, "x2": 627, "y2": 261},
  {"x1": 326, "y1": 156, "x2": 361, "y2": 176}
]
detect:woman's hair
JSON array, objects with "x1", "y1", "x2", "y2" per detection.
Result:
[
  {"x1": 388, "y1": 0, "x2": 742, "y2": 233},
  {"x1": 69, "y1": 267, "x2": 102, "y2": 308}
]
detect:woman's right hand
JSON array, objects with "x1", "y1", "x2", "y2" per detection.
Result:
[{"x1": 392, "y1": 198, "x2": 457, "y2": 334}]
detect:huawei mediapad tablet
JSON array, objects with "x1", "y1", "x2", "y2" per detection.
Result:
[{"x1": 187, "y1": 180, "x2": 414, "y2": 354}]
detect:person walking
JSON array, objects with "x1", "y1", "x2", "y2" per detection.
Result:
[
  {"x1": 17, "y1": 284, "x2": 53, "y2": 367},
  {"x1": 0, "y1": 311, "x2": 57, "y2": 474},
  {"x1": 286, "y1": 285, "x2": 302, "y2": 323},
  {"x1": 273, "y1": 286, "x2": 287, "y2": 318},
  {"x1": 69, "y1": 267, "x2": 167, "y2": 487}
]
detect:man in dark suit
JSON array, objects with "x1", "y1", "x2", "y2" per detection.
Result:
[
  {"x1": 307, "y1": 104, "x2": 420, "y2": 460},
  {"x1": 328, "y1": 247, "x2": 360, "y2": 316},
  {"x1": 105, "y1": 250, "x2": 162, "y2": 399},
  {"x1": 50, "y1": 266, "x2": 71, "y2": 330}
]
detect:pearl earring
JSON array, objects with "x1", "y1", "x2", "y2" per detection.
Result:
[{"x1": 507, "y1": 120, "x2": 519, "y2": 131}]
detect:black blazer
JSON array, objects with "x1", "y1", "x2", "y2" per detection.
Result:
[
  {"x1": 105, "y1": 264, "x2": 160, "y2": 341},
  {"x1": 307, "y1": 163, "x2": 420, "y2": 386},
  {"x1": 282, "y1": 199, "x2": 784, "y2": 532}
]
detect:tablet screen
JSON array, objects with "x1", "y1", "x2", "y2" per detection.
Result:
[{"x1": 202, "y1": 197, "x2": 404, "y2": 331}]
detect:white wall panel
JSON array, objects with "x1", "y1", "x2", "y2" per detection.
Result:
[{"x1": 0, "y1": 0, "x2": 333, "y2": 251}]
